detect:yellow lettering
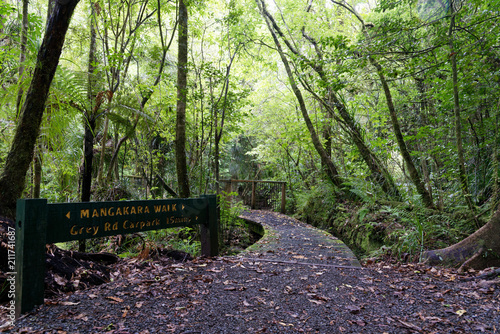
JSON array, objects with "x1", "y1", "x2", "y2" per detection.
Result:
[
  {"x1": 172, "y1": 204, "x2": 177, "y2": 211},
  {"x1": 140, "y1": 221, "x2": 145, "y2": 229},
  {"x1": 104, "y1": 222, "x2": 111, "y2": 231},
  {"x1": 92, "y1": 226, "x2": 99, "y2": 235},
  {"x1": 92, "y1": 209, "x2": 99, "y2": 218},
  {"x1": 100, "y1": 208, "x2": 107, "y2": 217},
  {"x1": 86, "y1": 227, "x2": 92, "y2": 234},
  {"x1": 154, "y1": 205, "x2": 161, "y2": 213},
  {"x1": 123, "y1": 206, "x2": 129, "y2": 215},
  {"x1": 112, "y1": 222, "x2": 118, "y2": 231},
  {"x1": 108, "y1": 207, "x2": 115, "y2": 216},
  {"x1": 123, "y1": 221, "x2": 129, "y2": 229},
  {"x1": 80, "y1": 209, "x2": 90, "y2": 219},
  {"x1": 116, "y1": 207, "x2": 122, "y2": 216},
  {"x1": 144, "y1": 206, "x2": 150, "y2": 214},
  {"x1": 70, "y1": 225, "x2": 79, "y2": 235},
  {"x1": 138, "y1": 206, "x2": 143, "y2": 214},
  {"x1": 131, "y1": 207, "x2": 136, "y2": 214}
]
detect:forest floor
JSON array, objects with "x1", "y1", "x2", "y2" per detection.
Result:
[{"x1": 2, "y1": 210, "x2": 500, "y2": 333}]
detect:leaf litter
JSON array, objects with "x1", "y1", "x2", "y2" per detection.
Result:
[{"x1": 3, "y1": 210, "x2": 500, "y2": 333}]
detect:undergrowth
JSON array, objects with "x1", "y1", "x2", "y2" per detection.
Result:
[
  {"x1": 218, "y1": 191, "x2": 255, "y2": 255},
  {"x1": 61, "y1": 192, "x2": 254, "y2": 259},
  {"x1": 295, "y1": 182, "x2": 484, "y2": 263}
]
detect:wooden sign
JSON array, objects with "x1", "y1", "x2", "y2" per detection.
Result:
[{"x1": 14, "y1": 195, "x2": 217, "y2": 317}]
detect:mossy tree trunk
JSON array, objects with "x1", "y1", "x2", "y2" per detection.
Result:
[
  {"x1": 81, "y1": 118, "x2": 97, "y2": 206},
  {"x1": 0, "y1": 0, "x2": 81, "y2": 219},
  {"x1": 176, "y1": 0, "x2": 190, "y2": 198},
  {"x1": 449, "y1": 8, "x2": 475, "y2": 213},
  {"x1": 369, "y1": 57, "x2": 435, "y2": 209},
  {"x1": 260, "y1": 1, "x2": 401, "y2": 201},
  {"x1": 16, "y1": 0, "x2": 28, "y2": 113},
  {"x1": 79, "y1": 4, "x2": 98, "y2": 252},
  {"x1": 256, "y1": 0, "x2": 345, "y2": 190}
]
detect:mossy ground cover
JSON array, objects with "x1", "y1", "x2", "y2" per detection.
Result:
[{"x1": 295, "y1": 185, "x2": 483, "y2": 263}]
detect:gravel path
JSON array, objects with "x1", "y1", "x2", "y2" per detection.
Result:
[
  {"x1": 237, "y1": 210, "x2": 360, "y2": 268},
  {"x1": 2, "y1": 210, "x2": 499, "y2": 333}
]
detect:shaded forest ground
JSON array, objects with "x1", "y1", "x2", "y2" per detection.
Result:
[{"x1": 2, "y1": 210, "x2": 499, "y2": 333}]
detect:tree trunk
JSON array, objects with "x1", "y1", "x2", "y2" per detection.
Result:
[
  {"x1": 0, "y1": 0, "x2": 80, "y2": 219},
  {"x1": 322, "y1": 103, "x2": 332, "y2": 169},
  {"x1": 46, "y1": 0, "x2": 56, "y2": 22},
  {"x1": 414, "y1": 77, "x2": 434, "y2": 204},
  {"x1": 492, "y1": 104, "x2": 500, "y2": 208},
  {"x1": 79, "y1": 117, "x2": 96, "y2": 252},
  {"x1": 449, "y1": 11, "x2": 475, "y2": 212},
  {"x1": 213, "y1": 41, "x2": 239, "y2": 197},
  {"x1": 97, "y1": 116, "x2": 109, "y2": 185},
  {"x1": 175, "y1": 0, "x2": 190, "y2": 198},
  {"x1": 16, "y1": 0, "x2": 29, "y2": 113},
  {"x1": 257, "y1": 0, "x2": 344, "y2": 189},
  {"x1": 79, "y1": 3, "x2": 98, "y2": 252},
  {"x1": 81, "y1": 118, "x2": 96, "y2": 204},
  {"x1": 369, "y1": 57, "x2": 435, "y2": 209},
  {"x1": 32, "y1": 145, "x2": 42, "y2": 198},
  {"x1": 214, "y1": 131, "x2": 220, "y2": 195},
  {"x1": 423, "y1": 209, "x2": 500, "y2": 270}
]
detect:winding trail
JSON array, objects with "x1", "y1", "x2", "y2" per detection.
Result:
[
  {"x1": 238, "y1": 210, "x2": 361, "y2": 269},
  {"x1": 7, "y1": 210, "x2": 500, "y2": 333}
]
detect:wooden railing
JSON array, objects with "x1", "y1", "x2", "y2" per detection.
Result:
[{"x1": 220, "y1": 179, "x2": 286, "y2": 213}]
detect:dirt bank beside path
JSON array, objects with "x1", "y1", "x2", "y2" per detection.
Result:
[{"x1": 3, "y1": 210, "x2": 500, "y2": 333}]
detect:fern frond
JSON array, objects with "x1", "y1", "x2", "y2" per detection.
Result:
[{"x1": 53, "y1": 66, "x2": 91, "y2": 112}]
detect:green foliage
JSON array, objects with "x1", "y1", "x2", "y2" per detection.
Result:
[
  {"x1": 146, "y1": 227, "x2": 201, "y2": 256},
  {"x1": 0, "y1": 0, "x2": 14, "y2": 19},
  {"x1": 218, "y1": 191, "x2": 252, "y2": 254},
  {"x1": 0, "y1": 0, "x2": 499, "y2": 266},
  {"x1": 381, "y1": 205, "x2": 477, "y2": 261},
  {"x1": 344, "y1": 179, "x2": 378, "y2": 205},
  {"x1": 296, "y1": 183, "x2": 338, "y2": 228}
]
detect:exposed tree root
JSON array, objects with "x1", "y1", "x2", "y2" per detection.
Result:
[
  {"x1": 423, "y1": 209, "x2": 500, "y2": 270},
  {"x1": 462, "y1": 267, "x2": 500, "y2": 281}
]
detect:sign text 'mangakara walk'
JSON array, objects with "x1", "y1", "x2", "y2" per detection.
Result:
[{"x1": 14, "y1": 195, "x2": 217, "y2": 317}]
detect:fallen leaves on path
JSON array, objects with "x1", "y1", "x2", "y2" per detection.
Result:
[{"x1": 5, "y1": 211, "x2": 500, "y2": 333}]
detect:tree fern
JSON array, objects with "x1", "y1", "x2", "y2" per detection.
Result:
[{"x1": 52, "y1": 67, "x2": 93, "y2": 112}]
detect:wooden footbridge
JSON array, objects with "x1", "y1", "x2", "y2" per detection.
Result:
[{"x1": 220, "y1": 179, "x2": 286, "y2": 213}]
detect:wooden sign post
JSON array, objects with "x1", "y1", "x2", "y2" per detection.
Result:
[{"x1": 14, "y1": 195, "x2": 217, "y2": 317}]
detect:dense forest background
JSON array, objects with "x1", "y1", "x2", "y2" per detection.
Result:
[{"x1": 1, "y1": 0, "x2": 499, "y2": 268}]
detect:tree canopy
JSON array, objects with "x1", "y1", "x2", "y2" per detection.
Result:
[{"x1": 1, "y1": 0, "x2": 499, "y2": 268}]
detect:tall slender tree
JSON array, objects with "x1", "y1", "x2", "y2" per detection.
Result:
[
  {"x1": 256, "y1": 0, "x2": 346, "y2": 190},
  {"x1": 176, "y1": 0, "x2": 190, "y2": 198},
  {"x1": 258, "y1": 0, "x2": 400, "y2": 199},
  {"x1": 78, "y1": 3, "x2": 99, "y2": 252},
  {"x1": 448, "y1": 0, "x2": 474, "y2": 212},
  {"x1": 0, "y1": 0, "x2": 81, "y2": 219}
]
